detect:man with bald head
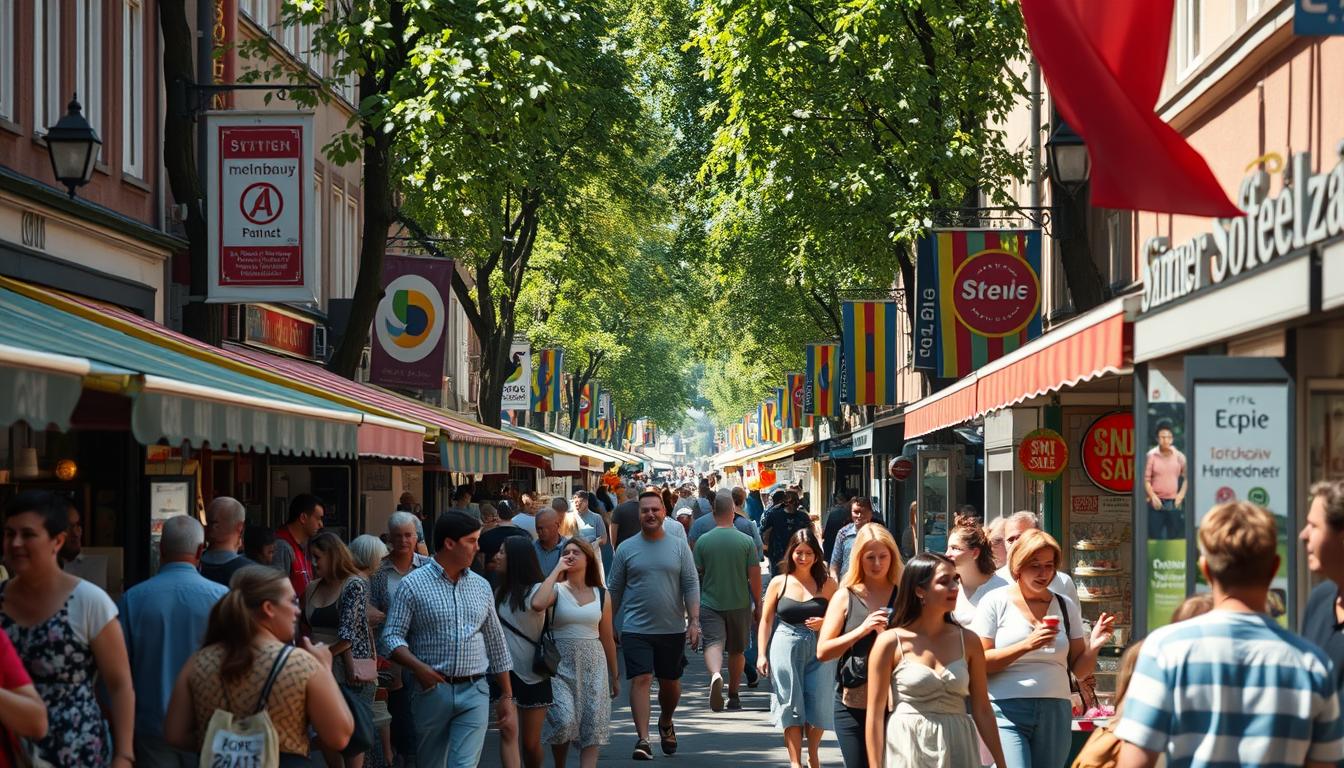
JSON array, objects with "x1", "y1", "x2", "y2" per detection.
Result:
[
  {"x1": 120, "y1": 516, "x2": 227, "y2": 766},
  {"x1": 200, "y1": 496, "x2": 255, "y2": 586},
  {"x1": 533, "y1": 506, "x2": 568, "y2": 572},
  {"x1": 970, "y1": 510, "x2": 1079, "y2": 604}
]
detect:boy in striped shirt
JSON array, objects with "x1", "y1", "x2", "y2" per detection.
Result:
[{"x1": 1116, "y1": 501, "x2": 1344, "y2": 768}]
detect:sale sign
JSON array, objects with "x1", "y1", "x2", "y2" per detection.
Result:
[
  {"x1": 1081, "y1": 412, "x2": 1135, "y2": 494},
  {"x1": 1018, "y1": 428, "x2": 1068, "y2": 481},
  {"x1": 206, "y1": 112, "x2": 315, "y2": 303}
]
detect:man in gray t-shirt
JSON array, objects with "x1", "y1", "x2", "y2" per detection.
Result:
[{"x1": 608, "y1": 490, "x2": 701, "y2": 759}]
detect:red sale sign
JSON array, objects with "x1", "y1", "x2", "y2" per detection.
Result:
[
  {"x1": 1081, "y1": 412, "x2": 1135, "y2": 494},
  {"x1": 1017, "y1": 427, "x2": 1068, "y2": 481}
]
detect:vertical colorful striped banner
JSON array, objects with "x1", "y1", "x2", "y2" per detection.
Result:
[
  {"x1": 806, "y1": 344, "x2": 840, "y2": 417},
  {"x1": 841, "y1": 301, "x2": 900, "y2": 406},
  {"x1": 785, "y1": 372, "x2": 805, "y2": 429},
  {"x1": 577, "y1": 381, "x2": 595, "y2": 429},
  {"x1": 772, "y1": 388, "x2": 786, "y2": 439},
  {"x1": 745, "y1": 411, "x2": 758, "y2": 448},
  {"x1": 531, "y1": 348, "x2": 564, "y2": 412}
]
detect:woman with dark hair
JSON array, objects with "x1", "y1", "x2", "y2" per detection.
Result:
[
  {"x1": 945, "y1": 516, "x2": 997, "y2": 625},
  {"x1": 660, "y1": 488, "x2": 677, "y2": 519},
  {"x1": 307, "y1": 532, "x2": 376, "y2": 767},
  {"x1": 164, "y1": 565, "x2": 353, "y2": 766},
  {"x1": 534, "y1": 537, "x2": 617, "y2": 768},
  {"x1": 866, "y1": 553, "x2": 1005, "y2": 768},
  {"x1": 491, "y1": 536, "x2": 552, "y2": 768},
  {"x1": 1, "y1": 490, "x2": 132, "y2": 767},
  {"x1": 757, "y1": 529, "x2": 838, "y2": 768}
]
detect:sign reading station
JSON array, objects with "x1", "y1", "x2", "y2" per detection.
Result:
[
  {"x1": 206, "y1": 112, "x2": 315, "y2": 303},
  {"x1": 1018, "y1": 428, "x2": 1068, "y2": 481},
  {"x1": 1081, "y1": 412, "x2": 1135, "y2": 494}
]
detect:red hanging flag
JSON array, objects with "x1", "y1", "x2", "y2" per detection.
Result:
[{"x1": 1021, "y1": 0, "x2": 1241, "y2": 217}]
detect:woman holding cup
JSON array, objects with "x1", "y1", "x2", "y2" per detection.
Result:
[{"x1": 970, "y1": 530, "x2": 1113, "y2": 768}]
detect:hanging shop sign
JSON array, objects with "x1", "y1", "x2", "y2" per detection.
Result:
[
  {"x1": 888, "y1": 455, "x2": 914, "y2": 481},
  {"x1": 913, "y1": 229, "x2": 1043, "y2": 378},
  {"x1": 1295, "y1": 0, "x2": 1344, "y2": 36},
  {"x1": 502, "y1": 341, "x2": 531, "y2": 410},
  {"x1": 240, "y1": 305, "x2": 316, "y2": 360},
  {"x1": 1017, "y1": 427, "x2": 1068, "y2": 481},
  {"x1": 206, "y1": 112, "x2": 316, "y2": 303},
  {"x1": 1142, "y1": 149, "x2": 1344, "y2": 312},
  {"x1": 1081, "y1": 412, "x2": 1135, "y2": 494},
  {"x1": 370, "y1": 256, "x2": 454, "y2": 389}
]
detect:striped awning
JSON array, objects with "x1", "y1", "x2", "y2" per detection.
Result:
[
  {"x1": 903, "y1": 375, "x2": 979, "y2": 440},
  {"x1": 0, "y1": 344, "x2": 91, "y2": 432},
  {"x1": 440, "y1": 437, "x2": 511, "y2": 476}
]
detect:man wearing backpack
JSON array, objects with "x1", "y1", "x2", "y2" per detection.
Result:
[{"x1": 761, "y1": 490, "x2": 810, "y2": 570}]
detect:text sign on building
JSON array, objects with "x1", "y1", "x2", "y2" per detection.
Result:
[
  {"x1": 1081, "y1": 412, "x2": 1134, "y2": 494},
  {"x1": 1192, "y1": 383, "x2": 1291, "y2": 521},
  {"x1": 206, "y1": 112, "x2": 316, "y2": 304},
  {"x1": 1018, "y1": 427, "x2": 1068, "y2": 481},
  {"x1": 502, "y1": 341, "x2": 531, "y2": 410},
  {"x1": 244, "y1": 305, "x2": 316, "y2": 360},
  {"x1": 1295, "y1": 0, "x2": 1344, "y2": 36}
]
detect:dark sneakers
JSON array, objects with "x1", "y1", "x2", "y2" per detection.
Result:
[
  {"x1": 633, "y1": 739, "x2": 654, "y2": 760},
  {"x1": 659, "y1": 721, "x2": 678, "y2": 755},
  {"x1": 726, "y1": 694, "x2": 742, "y2": 711}
]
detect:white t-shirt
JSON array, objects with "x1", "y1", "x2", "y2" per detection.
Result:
[
  {"x1": 551, "y1": 582, "x2": 602, "y2": 641},
  {"x1": 663, "y1": 518, "x2": 687, "y2": 540},
  {"x1": 497, "y1": 584, "x2": 547, "y2": 685},
  {"x1": 68, "y1": 579, "x2": 119, "y2": 645},
  {"x1": 970, "y1": 587, "x2": 1084, "y2": 701},
  {"x1": 971, "y1": 565, "x2": 1079, "y2": 607}
]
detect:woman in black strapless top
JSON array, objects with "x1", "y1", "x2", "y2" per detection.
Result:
[{"x1": 758, "y1": 529, "x2": 839, "y2": 768}]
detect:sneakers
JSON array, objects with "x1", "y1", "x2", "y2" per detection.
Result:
[
  {"x1": 709, "y1": 673, "x2": 725, "y2": 712},
  {"x1": 633, "y1": 739, "x2": 654, "y2": 760},
  {"x1": 745, "y1": 666, "x2": 760, "y2": 688},
  {"x1": 726, "y1": 693, "x2": 742, "y2": 711}
]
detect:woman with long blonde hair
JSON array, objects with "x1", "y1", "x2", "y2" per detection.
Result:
[{"x1": 817, "y1": 524, "x2": 903, "y2": 768}]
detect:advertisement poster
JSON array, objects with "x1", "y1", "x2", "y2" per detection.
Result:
[
  {"x1": 370, "y1": 256, "x2": 455, "y2": 389},
  {"x1": 501, "y1": 341, "x2": 531, "y2": 410},
  {"x1": 1147, "y1": 539, "x2": 1187, "y2": 632},
  {"x1": 1144, "y1": 361, "x2": 1188, "y2": 632},
  {"x1": 206, "y1": 112, "x2": 316, "y2": 303}
]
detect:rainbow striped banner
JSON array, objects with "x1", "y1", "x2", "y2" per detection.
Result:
[
  {"x1": 531, "y1": 348, "x2": 564, "y2": 412},
  {"x1": 577, "y1": 381, "x2": 595, "y2": 429},
  {"x1": 784, "y1": 372, "x2": 805, "y2": 429},
  {"x1": 841, "y1": 301, "x2": 900, "y2": 406},
  {"x1": 805, "y1": 344, "x2": 840, "y2": 417}
]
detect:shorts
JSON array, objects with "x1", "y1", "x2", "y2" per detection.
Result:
[
  {"x1": 701, "y1": 607, "x2": 752, "y2": 654},
  {"x1": 489, "y1": 671, "x2": 555, "y2": 709},
  {"x1": 622, "y1": 632, "x2": 689, "y2": 680}
]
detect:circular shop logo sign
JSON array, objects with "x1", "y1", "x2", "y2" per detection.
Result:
[
  {"x1": 1018, "y1": 428, "x2": 1069, "y2": 481},
  {"x1": 951, "y1": 248, "x2": 1041, "y2": 337},
  {"x1": 1082, "y1": 411, "x2": 1134, "y2": 494},
  {"x1": 374, "y1": 275, "x2": 446, "y2": 363}
]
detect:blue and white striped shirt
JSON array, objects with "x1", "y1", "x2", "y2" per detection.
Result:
[
  {"x1": 1115, "y1": 610, "x2": 1344, "y2": 768},
  {"x1": 378, "y1": 558, "x2": 512, "y2": 678}
]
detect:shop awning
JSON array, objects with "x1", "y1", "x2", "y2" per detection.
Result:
[
  {"x1": 440, "y1": 437, "x2": 510, "y2": 475},
  {"x1": 503, "y1": 426, "x2": 582, "y2": 472},
  {"x1": 755, "y1": 438, "x2": 812, "y2": 464},
  {"x1": 0, "y1": 280, "x2": 363, "y2": 457},
  {"x1": 904, "y1": 295, "x2": 1137, "y2": 439},
  {"x1": 0, "y1": 344, "x2": 95, "y2": 431}
]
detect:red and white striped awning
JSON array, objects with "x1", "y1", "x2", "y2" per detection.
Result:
[{"x1": 904, "y1": 295, "x2": 1136, "y2": 439}]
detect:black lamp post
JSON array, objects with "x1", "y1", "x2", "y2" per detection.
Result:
[
  {"x1": 45, "y1": 95, "x2": 101, "y2": 199},
  {"x1": 1046, "y1": 119, "x2": 1090, "y2": 195}
]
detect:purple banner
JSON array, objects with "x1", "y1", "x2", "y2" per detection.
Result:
[{"x1": 370, "y1": 256, "x2": 454, "y2": 389}]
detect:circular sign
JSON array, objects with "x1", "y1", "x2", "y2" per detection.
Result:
[
  {"x1": 951, "y1": 248, "x2": 1041, "y2": 337},
  {"x1": 1018, "y1": 428, "x2": 1068, "y2": 481},
  {"x1": 1081, "y1": 412, "x2": 1135, "y2": 494},
  {"x1": 373, "y1": 274, "x2": 446, "y2": 363},
  {"x1": 240, "y1": 182, "x2": 284, "y2": 225},
  {"x1": 792, "y1": 386, "x2": 804, "y2": 410},
  {"x1": 888, "y1": 456, "x2": 914, "y2": 481}
]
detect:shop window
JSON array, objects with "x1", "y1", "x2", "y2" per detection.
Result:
[
  {"x1": 1308, "y1": 384, "x2": 1344, "y2": 482},
  {"x1": 122, "y1": 0, "x2": 144, "y2": 178},
  {"x1": 0, "y1": 0, "x2": 13, "y2": 122}
]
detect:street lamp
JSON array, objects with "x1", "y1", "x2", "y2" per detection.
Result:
[
  {"x1": 45, "y1": 94, "x2": 101, "y2": 199},
  {"x1": 1046, "y1": 119, "x2": 1090, "y2": 195}
]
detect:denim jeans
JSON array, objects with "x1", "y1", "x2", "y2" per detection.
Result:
[
  {"x1": 833, "y1": 692, "x2": 868, "y2": 768},
  {"x1": 411, "y1": 678, "x2": 491, "y2": 768},
  {"x1": 992, "y1": 697, "x2": 1072, "y2": 768},
  {"x1": 1149, "y1": 499, "x2": 1184, "y2": 540}
]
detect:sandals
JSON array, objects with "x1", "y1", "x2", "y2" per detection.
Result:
[
  {"x1": 633, "y1": 738, "x2": 654, "y2": 760},
  {"x1": 659, "y1": 721, "x2": 678, "y2": 755}
]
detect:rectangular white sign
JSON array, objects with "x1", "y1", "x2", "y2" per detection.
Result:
[
  {"x1": 502, "y1": 341, "x2": 532, "y2": 410},
  {"x1": 206, "y1": 112, "x2": 316, "y2": 303}
]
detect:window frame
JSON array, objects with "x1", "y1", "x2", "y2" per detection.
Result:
[
  {"x1": 0, "y1": 0, "x2": 13, "y2": 122},
  {"x1": 34, "y1": 2, "x2": 61, "y2": 134},
  {"x1": 1174, "y1": 0, "x2": 1202, "y2": 79},
  {"x1": 121, "y1": 0, "x2": 144, "y2": 178},
  {"x1": 75, "y1": 0, "x2": 103, "y2": 160}
]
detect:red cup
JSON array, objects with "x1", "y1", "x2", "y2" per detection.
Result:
[{"x1": 1042, "y1": 616, "x2": 1061, "y2": 630}]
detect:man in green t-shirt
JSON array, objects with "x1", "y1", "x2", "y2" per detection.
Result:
[{"x1": 694, "y1": 489, "x2": 761, "y2": 712}]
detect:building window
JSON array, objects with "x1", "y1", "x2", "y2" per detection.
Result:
[
  {"x1": 0, "y1": 0, "x2": 13, "y2": 121},
  {"x1": 75, "y1": 0, "x2": 103, "y2": 158},
  {"x1": 312, "y1": 172, "x2": 323, "y2": 302},
  {"x1": 122, "y1": 0, "x2": 144, "y2": 177},
  {"x1": 1175, "y1": 0, "x2": 1201, "y2": 75},
  {"x1": 34, "y1": 2, "x2": 61, "y2": 132},
  {"x1": 345, "y1": 195, "x2": 359, "y2": 296},
  {"x1": 331, "y1": 186, "x2": 346, "y2": 298},
  {"x1": 240, "y1": 0, "x2": 270, "y2": 27}
]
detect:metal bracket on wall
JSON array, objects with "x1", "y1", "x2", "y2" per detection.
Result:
[
  {"x1": 929, "y1": 206, "x2": 1053, "y2": 235},
  {"x1": 174, "y1": 80, "x2": 320, "y2": 117}
]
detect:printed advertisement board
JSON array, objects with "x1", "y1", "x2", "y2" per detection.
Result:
[{"x1": 502, "y1": 342, "x2": 531, "y2": 410}]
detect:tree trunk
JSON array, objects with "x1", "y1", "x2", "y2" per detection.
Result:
[{"x1": 158, "y1": 0, "x2": 220, "y2": 344}]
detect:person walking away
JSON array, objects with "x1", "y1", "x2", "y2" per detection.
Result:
[
  {"x1": 201, "y1": 496, "x2": 256, "y2": 587},
  {"x1": 1, "y1": 490, "x2": 134, "y2": 767},
  {"x1": 971, "y1": 529, "x2": 1113, "y2": 768},
  {"x1": 1114, "y1": 502, "x2": 1344, "y2": 767},
  {"x1": 610, "y1": 483, "x2": 643, "y2": 550},
  {"x1": 688, "y1": 487, "x2": 764, "y2": 557},
  {"x1": 829, "y1": 497, "x2": 885, "y2": 583},
  {"x1": 1141, "y1": 421, "x2": 1187, "y2": 541},
  {"x1": 369, "y1": 511, "x2": 431, "y2": 767},
  {"x1": 745, "y1": 487, "x2": 766, "y2": 527},
  {"x1": 608, "y1": 490, "x2": 701, "y2": 760},
  {"x1": 534, "y1": 538, "x2": 617, "y2": 768},
  {"x1": 448, "y1": 486, "x2": 478, "y2": 520},
  {"x1": 274, "y1": 493, "x2": 326, "y2": 603},
  {"x1": 490, "y1": 538, "x2": 553, "y2": 768},
  {"x1": 534, "y1": 507, "x2": 569, "y2": 572},
  {"x1": 1300, "y1": 479, "x2": 1344, "y2": 685},
  {"x1": 379, "y1": 511, "x2": 515, "y2": 767},
  {"x1": 764, "y1": 491, "x2": 811, "y2": 575},
  {"x1": 945, "y1": 517, "x2": 997, "y2": 625},
  {"x1": 695, "y1": 490, "x2": 761, "y2": 712},
  {"x1": 757, "y1": 529, "x2": 838, "y2": 768},
  {"x1": 306, "y1": 533, "x2": 378, "y2": 768},
  {"x1": 348, "y1": 535, "x2": 393, "y2": 768},
  {"x1": 162, "y1": 565, "x2": 354, "y2": 766},
  {"x1": 120, "y1": 516, "x2": 228, "y2": 768},
  {"x1": 515, "y1": 493, "x2": 540, "y2": 540},
  {"x1": 866, "y1": 553, "x2": 1006, "y2": 768},
  {"x1": 727, "y1": 485, "x2": 765, "y2": 688},
  {"x1": 822, "y1": 490, "x2": 853, "y2": 563},
  {"x1": 970, "y1": 512, "x2": 1079, "y2": 606},
  {"x1": 817, "y1": 524, "x2": 903, "y2": 768},
  {"x1": 245, "y1": 524, "x2": 277, "y2": 566}
]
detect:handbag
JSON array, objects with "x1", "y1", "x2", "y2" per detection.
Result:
[
  {"x1": 500, "y1": 605, "x2": 561, "y2": 678},
  {"x1": 837, "y1": 588, "x2": 898, "y2": 689},
  {"x1": 198, "y1": 644, "x2": 293, "y2": 768},
  {"x1": 1055, "y1": 593, "x2": 1098, "y2": 715},
  {"x1": 338, "y1": 684, "x2": 376, "y2": 758},
  {"x1": 4, "y1": 725, "x2": 53, "y2": 768}
]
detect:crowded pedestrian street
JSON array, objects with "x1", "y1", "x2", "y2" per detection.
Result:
[{"x1": 9, "y1": 0, "x2": 1344, "y2": 767}]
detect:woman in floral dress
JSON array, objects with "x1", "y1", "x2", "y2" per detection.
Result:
[{"x1": 1, "y1": 490, "x2": 135, "y2": 766}]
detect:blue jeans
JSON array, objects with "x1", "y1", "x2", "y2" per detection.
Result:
[
  {"x1": 1149, "y1": 499, "x2": 1184, "y2": 540},
  {"x1": 992, "y1": 697, "x2": 1072, "y2": 768},
  {"x1": 411, "y1": 678, "x2": 491, "y2": 768}
]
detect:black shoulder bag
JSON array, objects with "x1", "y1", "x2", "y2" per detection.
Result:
[
  {"x1": 837, "y1": 587, "x2": 899, "y2": 690},
  {"x1": 500, "y1": 604, "x2": 561, "y2": 678}
]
